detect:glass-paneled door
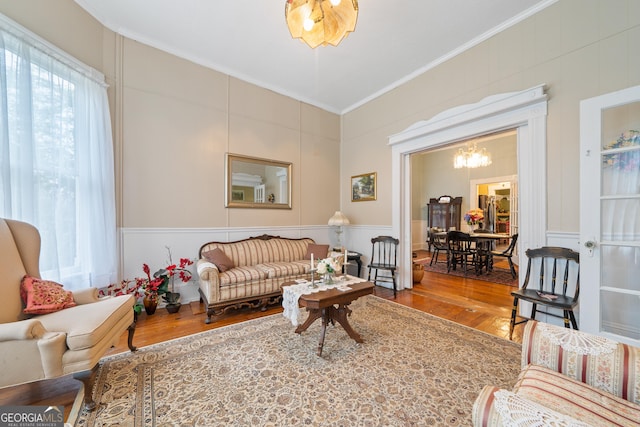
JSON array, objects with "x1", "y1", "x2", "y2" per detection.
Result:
[{"x1": 580, "y1": 85, "x2": 640, "y2": 346}]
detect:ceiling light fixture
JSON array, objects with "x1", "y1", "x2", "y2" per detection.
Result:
[
  {"x1": 285, "y1": 0, "x2": 359, "y2": 48},
  {"x1": 453, "y1": 143, "x2": 492, "y2": 169}
]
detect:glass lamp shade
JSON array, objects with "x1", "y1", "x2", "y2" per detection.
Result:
[
  {"x1": 285, "y1": 0, "x2": 359, "y2": 48},
  {"x1": 328, "y1": 211, "x2": 350, "y2": 226}
]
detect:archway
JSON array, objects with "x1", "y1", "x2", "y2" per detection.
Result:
[{"x1": 388, "y1": 85, "x2": 549, "y2": 290}]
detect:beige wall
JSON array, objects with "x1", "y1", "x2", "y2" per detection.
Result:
[
  {"x1": 0, "y1": 0, "x2": 341, "y2": 230},
  {"x1": 342, "y1": 0, "x2": 640, "y2": 232},
  {"x1": 2, "y1": 0, "x2": 639, "y2": 236}
]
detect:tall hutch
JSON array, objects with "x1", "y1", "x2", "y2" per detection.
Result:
[{"x1": 427, "y1": 195, "x2": 462, "y2": 232}]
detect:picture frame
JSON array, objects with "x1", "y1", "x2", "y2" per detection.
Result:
[
  {"x1": 231, "y1": 190, "x2": 245, "y2": 201},
  {"x1": 225, "y1": 153, "x2": 292, "y2": 209},
  {"x1": 351, "y1": 172, "x2": 377, "y2": 202}
]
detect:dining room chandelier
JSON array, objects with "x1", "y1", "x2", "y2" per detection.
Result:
[
  {"x1": 453, "y1": 143, "x2": 492, "y2": 169},
  {"x1": 285, "y1": 0, "x2": 359, "y2": 48}
]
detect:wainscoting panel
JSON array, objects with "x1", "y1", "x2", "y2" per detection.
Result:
[{"x1": 120, "y1": 226, "x2": 331, "y2": 304}]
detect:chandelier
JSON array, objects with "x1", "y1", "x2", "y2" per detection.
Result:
[
  {"x1": 453, "y1": 143, "x2": 492, "y2": 169},
  {"x1": 285, "y1": 0, "x2": 359, "y2": 48}
]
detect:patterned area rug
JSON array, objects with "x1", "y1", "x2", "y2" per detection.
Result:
[
  {"x1": 416, "y1": 256, "x2": 518, "y2": 287},
  {"x1": 76, "y1": 296, "x2": 521, "y2": 426}
]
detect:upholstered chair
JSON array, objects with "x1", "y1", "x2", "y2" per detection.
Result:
[{"x1": 0, "y1": 218, "x2": 136, "y2": 410}]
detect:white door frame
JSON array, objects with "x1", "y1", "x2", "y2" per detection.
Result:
[
  {"x1": 469, "y1": 175, "x2": 517, "y2": 210},
  {"x1": 579, "y1": 84, "x2": 640, "y2": 346},
  {"x1": 389, "y1": 85, "x2": 548, "y2": 290}
]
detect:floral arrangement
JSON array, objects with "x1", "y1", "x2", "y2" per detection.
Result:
[
  {"x1": 98, "y1": 247, "x2": 194, "y2": 311},
  {"x1": 464, "y1": 208, "x2": 484, "y2": 225},
  {"x1": 139, "y1": 247, "x2": 194, "y2": 305},
  {"x1": 135, "y1": 264, "x2": 167, "y2": 297},
  {"x1": 316, "y1": 257, "x2": 341, "y2": 275},
  {"x1": 602, "y1": 130, "x2": 640, "y2": 172}
]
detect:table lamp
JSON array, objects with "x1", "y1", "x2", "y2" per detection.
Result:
[{"x1": 328, "y1": 211, "x2": 350, "y2": 250}]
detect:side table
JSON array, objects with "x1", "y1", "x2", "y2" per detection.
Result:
[{"x1": 345, "y1": 251, "x2": 362, "y2": 277}]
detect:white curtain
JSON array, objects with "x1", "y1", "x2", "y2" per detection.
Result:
[{"x1": 0, "y1": 16, "x2": 117, "y2": 289}]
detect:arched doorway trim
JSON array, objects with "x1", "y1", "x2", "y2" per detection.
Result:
[{"x1": 388, "y1": 84, "x2": 548, "y2": 290}]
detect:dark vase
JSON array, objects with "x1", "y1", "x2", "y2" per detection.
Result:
[
  {"x1": 166, "y1": 303, "x2": 181, "y2": 314},
  {"x1": 143, "y1": 294, "x2": 158, "y2": 315}
]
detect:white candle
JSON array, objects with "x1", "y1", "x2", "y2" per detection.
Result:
[
  {"x1": 311, "y1": 253, "x2": 314, "y2": 270},
  {"x1": 343, "y1": 247, "x2": 347, "y2": 275}
]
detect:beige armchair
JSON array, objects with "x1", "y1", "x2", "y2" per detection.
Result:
[{"x1": 0, "y1": 218, "x2": 136, "y2": 410}]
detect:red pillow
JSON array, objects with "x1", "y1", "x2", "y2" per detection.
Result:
[
  {"x1": 304, "y1": 244, "x2": 329, "y2": 260},
  {"x1": 202, "y1": 248, "x2": 235, "y2": 272},
  {"x1": 20, "y1": 275, "x2": 76, "y2": 315}
]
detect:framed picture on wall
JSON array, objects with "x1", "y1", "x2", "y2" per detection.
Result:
[
  {"x1": 231, "y1": 190, "x2": 245, "y2": 201},
  {"x1": 351, "y1": 172, "x2": 377, "y2": 202}
]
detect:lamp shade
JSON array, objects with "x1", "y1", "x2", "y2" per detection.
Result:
[
  {"x1": 328, "y1": 211, "x2": 350, "y2": 226},
  {"x1": 285, "y1": 0, "x2": 359, "y2": 48}
]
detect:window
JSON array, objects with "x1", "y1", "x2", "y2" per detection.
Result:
[{"x1": 0, "y1": 15, "x2": 117, "y2": 289}]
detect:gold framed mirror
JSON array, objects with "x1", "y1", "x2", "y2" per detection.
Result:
[{"x1": 225, "y1": 153, "x2": 292, "y2": 209}]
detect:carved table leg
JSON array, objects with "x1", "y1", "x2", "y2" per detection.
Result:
[
  {"x1": 295, "y1": 308, "x2": 322, "y2": 334},
  {"x1": 331, "y1": 303, "x2": 363, "y2": 343},
  {"x1": 317, "y1": 308, "x2": 330, "y2": 356}
]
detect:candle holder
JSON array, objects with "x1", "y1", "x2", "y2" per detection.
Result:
[{"x1": 309, "y1": 268, "x2": 318, "y2": 288}]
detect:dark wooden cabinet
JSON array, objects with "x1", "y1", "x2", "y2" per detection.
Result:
[{"x1": 427, "y1": 195, "x2": 462, "y2": 232}]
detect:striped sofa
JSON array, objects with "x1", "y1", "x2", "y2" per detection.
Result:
[
  {"x1": 473, "y1": 320, "x2": 640, "y2": 426},
  {"x1": 196, "y1": 235, "x2": 317, "y2": 324}
]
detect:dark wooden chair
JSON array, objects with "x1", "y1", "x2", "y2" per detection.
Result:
[
  {"x1": 509, "y1": 246, "x2": 580, "y2": 340},
  {"x1": 367, "y1": 236, "x2": 399, "y2": 297},
  {"x1": 428, "y1": 229, "x2": 448, "y2": 266},
  {"x1": 491, "y1": 233, "x2": 518, "y2": 278},
  {"x1": 472, "y1": 228, "x2": 494, "y2": 274},
  {"x1": 446, "y1": 231, "x2": 477, "y2": 275}
]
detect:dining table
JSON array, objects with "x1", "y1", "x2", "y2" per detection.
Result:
[{"x1": 435, "y1": 231, "x2": 512, "y2": 275}]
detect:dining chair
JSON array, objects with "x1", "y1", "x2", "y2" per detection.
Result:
[
  {"x1": 471, "y1": 228, "x2": 494, "y2": 274},
  {"x1": 367, "y1": 236, "x2": 399, "y2": 297},
  {"x1": 490, "y1": 233, "x2": 518, "y2": 278},
  {"x1": 509, "y1": 246, "x2": 580, "y2": 340},
  {"x1": 428, "y1": 228, "x2": 448, "y2": 266},
  {"x1": 446, "y1": 231, "x2": 477, "y2": 276}
]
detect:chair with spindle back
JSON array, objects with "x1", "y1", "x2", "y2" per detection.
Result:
[
  {"x1": 446, "y1": 231, "x2": 477, "y2": 276},
  {"x1": 490, "y1": 233, "x2": 518, "y2": 278},
  {"x1": 509, "y1": 246, "x2": 580, "y2": 340},
  {"x1": 367, "y1": 236, "x2": 399, "y2": 297}
]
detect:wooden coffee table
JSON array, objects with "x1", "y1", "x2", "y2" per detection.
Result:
[{"x1": 288, "y1": 281, "x2": 374, "y2": 356}]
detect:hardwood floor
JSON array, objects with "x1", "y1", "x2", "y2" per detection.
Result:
[{"x1": 0, "y1": 258, "x2": 522, "y2": 422}]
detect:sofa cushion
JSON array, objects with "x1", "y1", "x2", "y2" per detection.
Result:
[
  {"x1": 202, "y1": 248, "x2": 235, "y2": 272},
  {"x1": 304, "y1": 244, "x2": 329, "y2": 260},
  {"x1": 522, "y1": 320, "x2": 640, "y2": 403},
  {"x1": 263, "y1": 238, "x2": 313, "y2": 262},
  {"x1": 513, "y1": 364, "x2": 640, "y2": 427},
  {"x1": 256, "y1": 262, "x2": 307, "y2": 279},
  {"x1": 493, "y1": 389, "x2": 591, "y2": 426},
  {"x1": 219, "y1": 266, "x2": 267, "y2": 286},
  {"x1": 20, "y1": 276, "x2": 76, "y2": 315},
  {"x1": 37, "y1": 294, "x2": 134, "y2": 350}
]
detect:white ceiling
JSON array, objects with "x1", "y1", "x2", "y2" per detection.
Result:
[{"x1": 74, "y1": 0, "x2": 553, "y2": 114}]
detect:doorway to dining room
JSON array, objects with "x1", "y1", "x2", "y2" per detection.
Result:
[
  {"x1": 389, "y1": 85, "x2": 549, "y2": 293},
  {"x1": 410, "y1": 130, "x2": 519, "y2": 288}
]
